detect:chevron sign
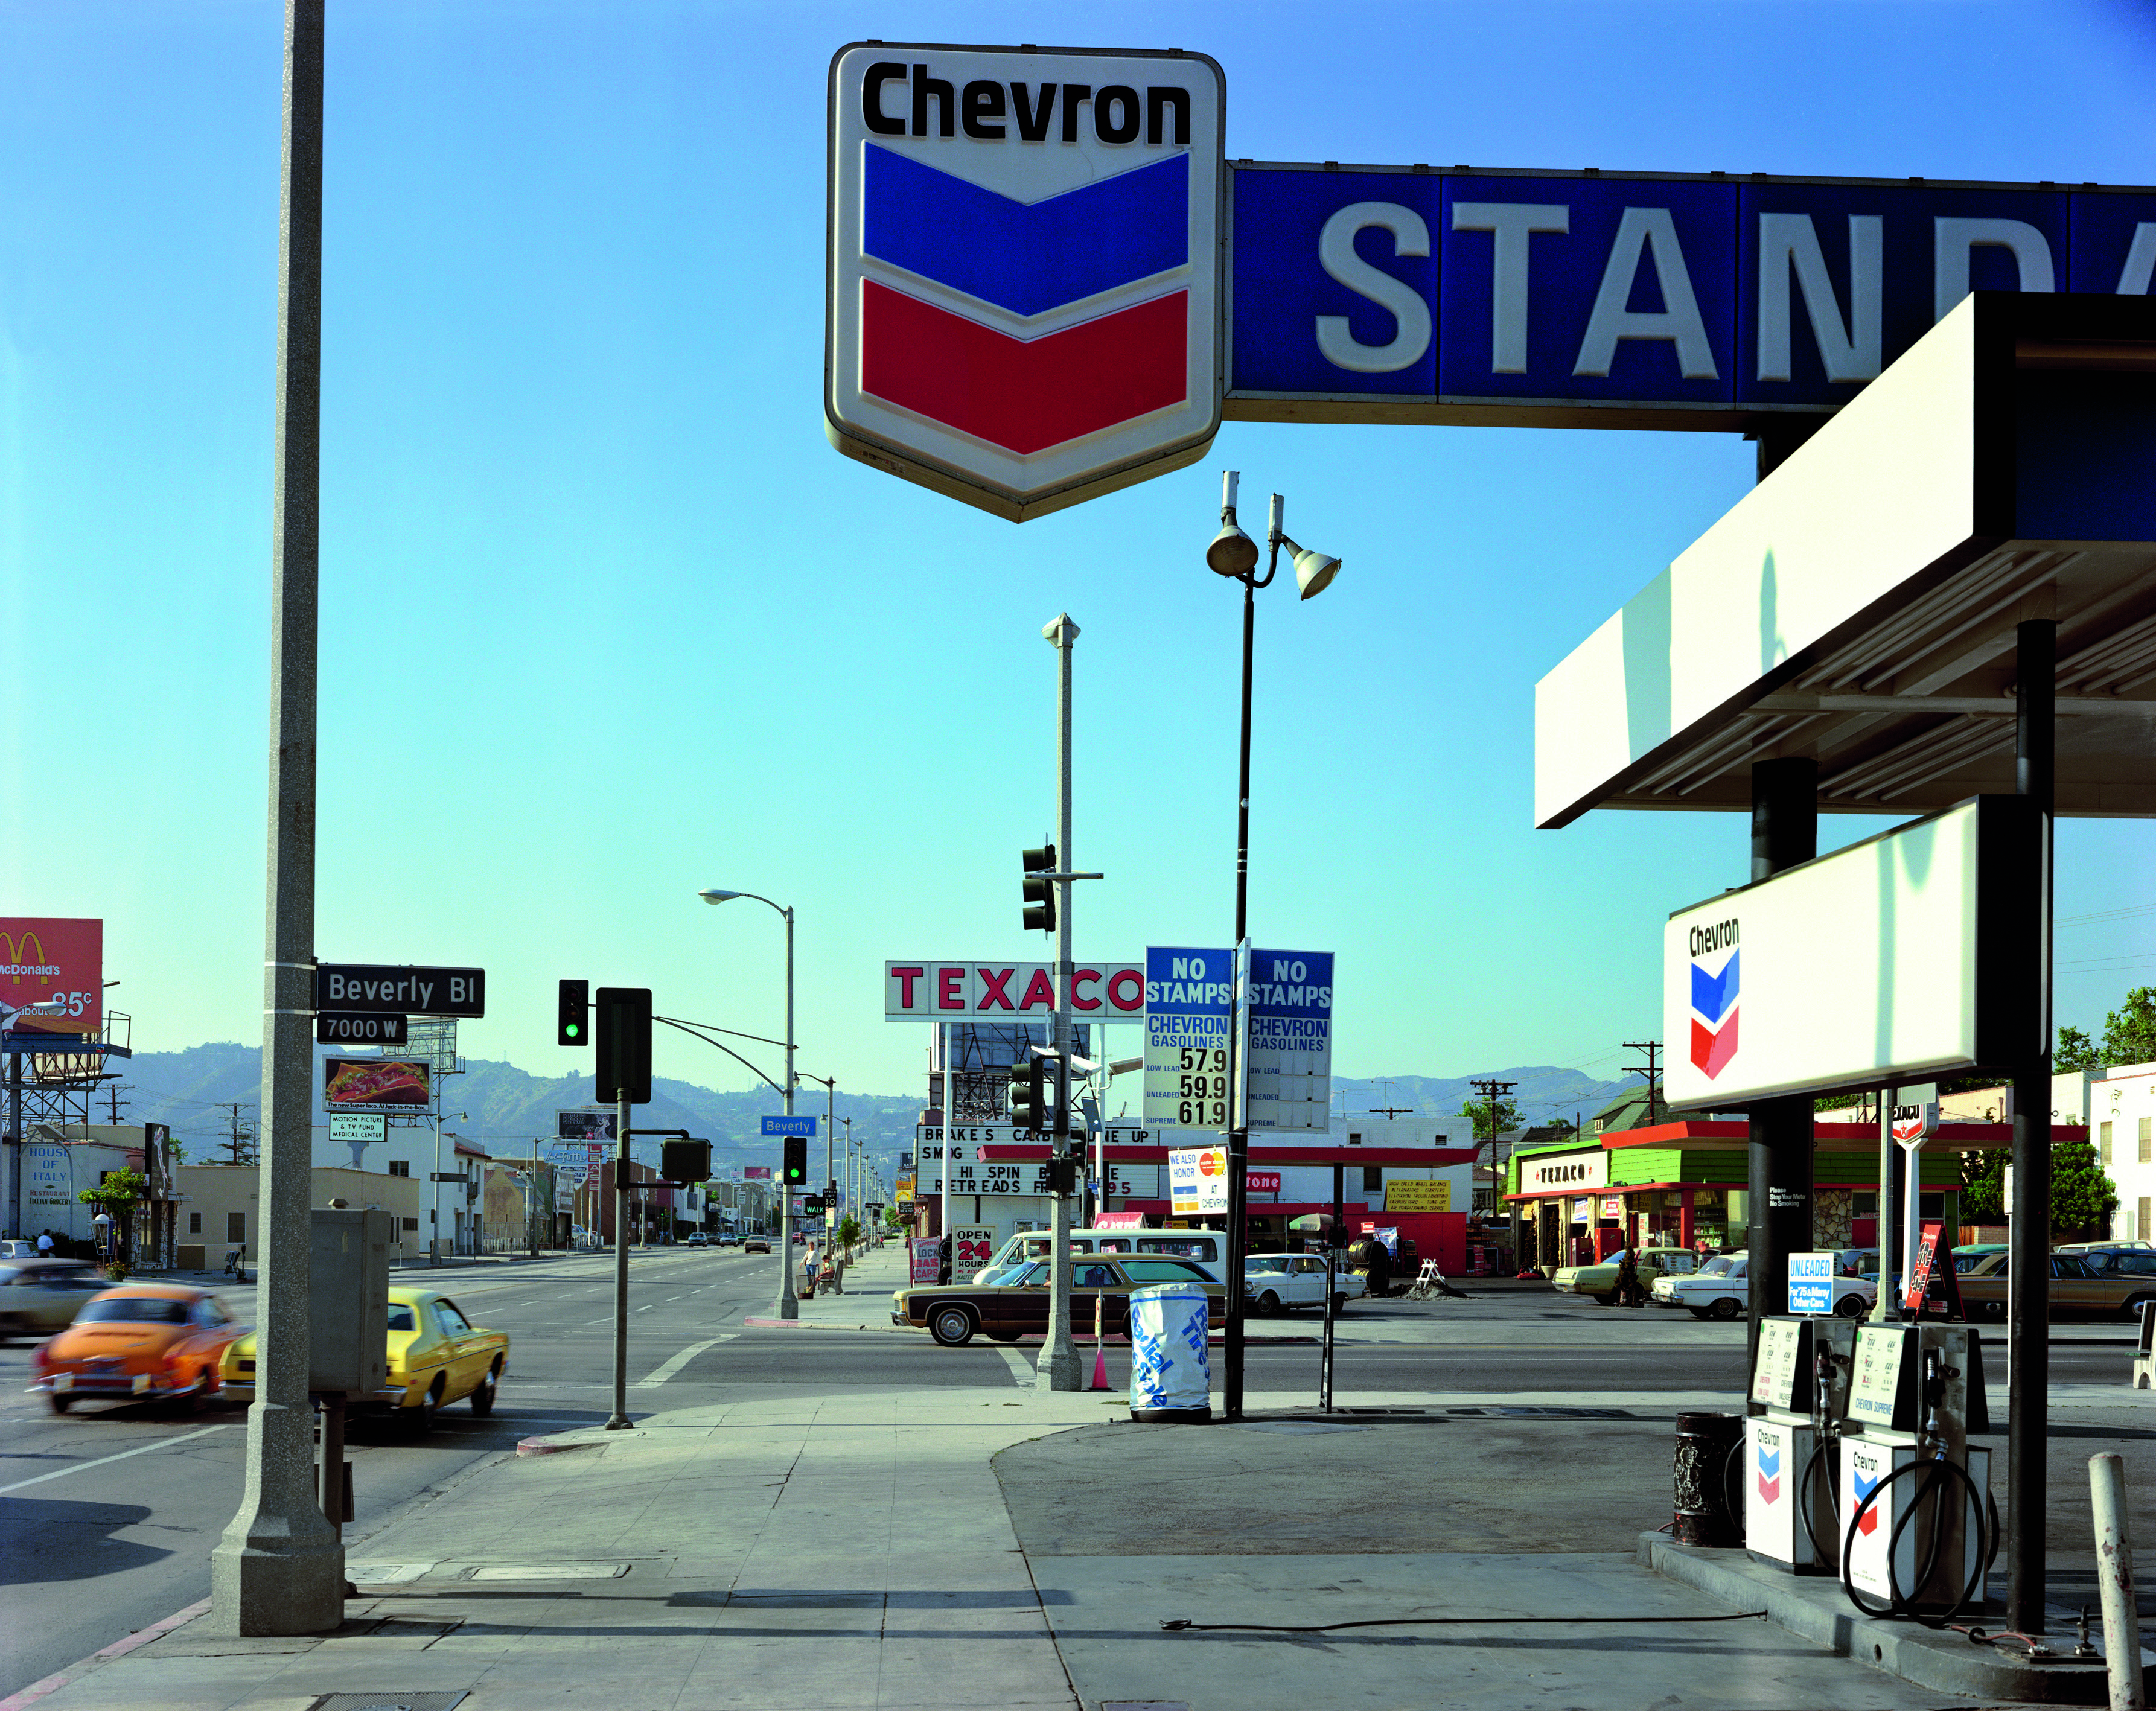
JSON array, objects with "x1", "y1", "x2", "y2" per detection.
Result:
[
  {"x1": 1689, "y1": 940, "x2": 1740, "y2": 1080},
  {"x1": 828, "y1": 43, "x2": 1225, "y2": 521},
  {"x1": 1755, "y1": 1442, "x2": 1781, "y2": 1505}
]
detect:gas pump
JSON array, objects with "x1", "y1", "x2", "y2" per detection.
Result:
[
  {"x1": 1838, "y1": 1321, "x2": 1997, "y2": 1620},
  {"x1": 1744, "y1": 1313, "x2": 1855, "y2": 1573}
]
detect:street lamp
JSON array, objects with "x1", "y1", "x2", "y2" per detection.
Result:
[
  {"x1": 1208, "y1": 469, "x2": 1342, "y2": 1422},
  {"x1": 700, "y1": 887, "x2": 798, "y2": 1319}
]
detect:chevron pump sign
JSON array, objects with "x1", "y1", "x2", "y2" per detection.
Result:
[{"x1": 827, "y1": 43, "x2": 1225, "y2": 521}]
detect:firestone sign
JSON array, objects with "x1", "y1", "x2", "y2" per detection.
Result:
[{"x1": 826, "y1": 43, "x2": 1226, "y2": 520}]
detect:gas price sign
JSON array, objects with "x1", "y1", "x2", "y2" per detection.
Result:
[{"x1": 1143, "y1": 947, "x2": 1232, "y2": 1130}]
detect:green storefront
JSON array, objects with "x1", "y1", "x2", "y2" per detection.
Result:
[{"x1": 1505, "y1": 1119, "x2": 1982, "y2": 1273}]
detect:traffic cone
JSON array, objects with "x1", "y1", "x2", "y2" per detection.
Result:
[{"x1": 1088, "y1": 1341, "x2": 1111, "y2": 1391}]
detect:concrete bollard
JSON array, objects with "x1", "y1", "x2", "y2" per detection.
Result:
[{"x1": 2089, "y1": 1451, "x2": 2145, "y2": 1711}]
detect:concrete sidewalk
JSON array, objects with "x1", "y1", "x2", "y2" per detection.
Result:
[{"x1": 24, "y1": 1368, "x2": 2143, "y2": 1711}]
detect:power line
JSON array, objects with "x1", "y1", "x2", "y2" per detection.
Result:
[{"x1": 1621, "y1": 1042, "x2": 1664, "y2": 1127}]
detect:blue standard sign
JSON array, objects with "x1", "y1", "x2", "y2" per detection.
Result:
[{"x1": 1227, "y1": 164, "x2": 2155, "y2": 426}]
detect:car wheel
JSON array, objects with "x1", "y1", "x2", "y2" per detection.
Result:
[
  {"x1": 47, "y1": 1390, "x2": 72, "y2": 1413},
  {"x1": 1331, "y1": 1293, "x2": 1348, "y2": 1315},
  {"x1": 2122, "y1": 1293, "x2": 2155, "y2": 1322},
  {"x1": 413, "y1": 1375, "x2": 445, "y2": 1432},
  {"x1": 1708, "y1": 1297, "x2": 1741, "y2": 1321},
  {"x1": 1834, "y1": 1293, "x2": 1865, "y2": 1319},
  {"x1": 1256, "y1": 1290, "x2": 1281, "y2": 1317},
  {"x1": 929, "y1": 1306, "x2": 977, "y2": 1347},
  {"x1": 470, "y1": 1360, "x2": 500, "y2": 1416}
]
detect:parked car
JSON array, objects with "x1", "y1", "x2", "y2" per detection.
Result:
[
  {"x1": 1956, "y1": 1251, "x2": 2156, "y2": 1320},
  {"x1": 1553, "y1": 1247, "x2": 1700, "y2": 1305},
  {"x1": 977, "y1": 1228, "x2": 1226, "y2": 1282},
  {"x1": 0, "y1": 1239, "x2": 40, "y2": 1259},
  {"x1": 29, "y1": 1284, "x2": 247, "y2": 1412},
  {"x1": 1951, "y1": 1244, "x2": 2007, "y2": 1272},
  {"x1": 221, "y1": 1286, "x2": 510, "y2": 1429},
  {"x1": 1651, "y1": 1252, "x2": 1749, "y2": 1319},
  {"x1": 893, "y1": 1254, "x2": 1225, "y2": 1346},
  {"x1": 743, "y1": 1237, "x2": 771, "y2": 1254},
  {"x1": 1243, "y1": 1253, "x2": 1366, "y2": 1315},
  {"x1": 0, "y1": 1258, "x2": 110, "y2": 1341}
]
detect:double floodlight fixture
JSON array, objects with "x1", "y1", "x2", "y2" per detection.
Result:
[{"x1": 1205, "y1": 471, "x2": 1341, "y2": 599}]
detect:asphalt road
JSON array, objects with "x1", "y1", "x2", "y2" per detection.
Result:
[{"x1": 0, "y1": 1252, "x2": 2139, "y2": 1699}]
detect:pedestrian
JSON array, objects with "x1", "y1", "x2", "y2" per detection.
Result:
[
  {"x1": 36, "y1": 1230, "x2": 54, "y2": 1257},
  {"x1": 1616, "y1": 1247, "x2": 1644, "y2": 1308}
]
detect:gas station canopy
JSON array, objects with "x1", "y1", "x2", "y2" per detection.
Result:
[{"x1": 1536, "y1": 293, "x2": 2156, "y2": 827}]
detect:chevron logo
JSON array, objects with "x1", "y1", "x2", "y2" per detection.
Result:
[
  {"x1": 1756, "y1": 1442, "x2": 1782, "y2": 1505},
  {"x1": 1689, "y1": 949, "x2": 1739, "y2": 1079},
  {"x1": 1852, "y1": 1468, "x2": 1883, "y2": 1535},
  {"x1": 828, "y1": 45, "x2": 1224, "y2": 521}
]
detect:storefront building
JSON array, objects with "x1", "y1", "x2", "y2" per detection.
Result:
[{"x1": 1502, "y1": 1117, "x2": 2067, "y2": 1271}]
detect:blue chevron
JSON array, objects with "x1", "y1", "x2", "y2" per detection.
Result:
[
  {"x1": 1691, "y1": 952, "x2": 1739, "y2": 1024},
  {"x1": 863, "y1": 146, "x2": 1188, "y2": 317},
  {"x1": 1757, "y1": 1445, "x2": 1781, "y2": 1477}
]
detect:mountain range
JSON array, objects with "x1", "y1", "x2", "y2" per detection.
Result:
[{"x1": 96, "y1": 1043, "x2": 1644, "y2": 1180}]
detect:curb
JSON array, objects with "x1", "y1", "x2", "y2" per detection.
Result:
[
  {"x1": 1637, "y1": 1531, "x2": 2149, "y2": 1703},
  {"x1": 738, "y1": 1316, "x2": 1316, "y2": 1346},
  {"x1": 517, "y1": 1428, "x2": 645, "y2": 1457},
  {"x1": 0, "y1": 1596, "x2": 211, "y2": 1711}
]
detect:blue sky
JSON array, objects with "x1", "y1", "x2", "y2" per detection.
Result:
[{"x1": 4, "y1": 0, "x2": 2152, "y2": 1107}]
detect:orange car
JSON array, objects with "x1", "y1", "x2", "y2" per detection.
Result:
[{"x1": 29, "y1": 1284, "x2": 246, "y2": 1413}]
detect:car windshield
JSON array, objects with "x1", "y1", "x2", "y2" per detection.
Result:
[
  {"x1": 77, "y1": 1296, "x2": 189, "y2": 1324},
  {"x1": 1697, "y1": 1256, "x2": 1737, "y2": 1278}
]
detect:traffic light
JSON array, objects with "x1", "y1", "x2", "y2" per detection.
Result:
[
  {"x1": 1008, "y1": 1056, "x2": 1045, "y2": 1133},
  {"x1": 594, "y1": 987, "x2": 652, "y2": 1104},
  {"x1": 1044, "y1": 1156, "x2": 1077, "y2": 1195},
  {"x1": 782, "y1": 1135, "x2": 809, "y2": 1187},
  {"x1": 557, "y1": 979, "x2": 588, "y2": 1047},
  {"x1": 661, "y1": 1139, "x2": 710, "y2": 1184},
  {"x1": 1021, "y1": 844, "x2": 1057, "y2": 933}
]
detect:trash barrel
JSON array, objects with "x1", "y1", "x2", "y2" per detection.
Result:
[
  {"x1": 1129, "y1": 1283, "x2": 1212, "y2": 1422},
  {"x1": 1672, "y1": 1411, "x2": 1744, "y2": 1546}
]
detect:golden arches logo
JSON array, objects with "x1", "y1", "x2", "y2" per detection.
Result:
[{"x1": 1, "y1": 931, "x2": 60, "y2": 984}]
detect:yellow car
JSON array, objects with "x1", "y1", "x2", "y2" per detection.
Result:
[{"x1": 220, "y1": 1286, "x2": 509, "y2": 1429}]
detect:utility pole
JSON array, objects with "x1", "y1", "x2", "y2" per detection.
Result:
[
  {"x1": 1469, "y1": 1079, "x2": 1517, "y2": 1221},
  {"x1": 1039, "y1": 613, "x2": 1080, "y2": 1391},
  {"x1": 1622, "y1": 1041, "x2": 1664, "y2": 1127},
  {"x1": 209, "y1": 0, "x2": 342, "y2": 1636},
  {"x1": 106, "y1": 1083, "x2": 132, "y2": 1126}
]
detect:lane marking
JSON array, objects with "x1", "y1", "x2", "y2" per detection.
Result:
[
  {"x1": 636, "y1": 1304, "x2": 654, "y2": 1313},
  {"x1": 0, "y1": 1424, "x2": 238, "y2": 1495},
  {"x1": 633, "y1": 1334, "x2": 736, "y2": 1388},
  {"x1": 995, "y1": 1346, "x2": 1035, "y2": 1389}
]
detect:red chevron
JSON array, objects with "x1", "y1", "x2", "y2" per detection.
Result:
[
  {"x1": 860, "y1": 281, "x2": 1187, "y2": 455},
  {"x1": 1756, "y1": 1473, "x2": 1781, "y2": 1504}
]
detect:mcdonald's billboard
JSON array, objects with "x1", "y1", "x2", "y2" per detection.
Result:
[{"x1": 1, "y1": 917, "x2": 101, "y2": 1036}]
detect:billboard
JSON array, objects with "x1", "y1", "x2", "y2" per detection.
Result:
[
  {"x1": 1663, "y1": 797, "x2": 2040, "y2": 1110},
  {"x1": 886, "y1": 960, "x2": 1146, "y2": 1022},
  {"x1": 1143, "y1": 947, "x2": 1232, "y2": 1130},
  {"x1": 742, "y1": 1164, "x2": 773, "y2": 1180},
  {"x1": 557, "y1": 1109, "x2": 619, "y2": 1143},
  {"x1": 827, "y1": 43, "x2": 1226, "y2": 522},
  {"x1": 1, "y1": 917, "x2": 101, "y2": 1036},
  {"x1": 1242, "y1": 949, "x2": 1334, "y2": 1132},
  {"x1": 322, "y1": 1058, "x2": 432, "y2": 1109}
]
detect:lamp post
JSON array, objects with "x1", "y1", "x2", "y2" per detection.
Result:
[
  {"x1": 1205, "y1": 470, "x2": 1342, "y2": 1423},
  {"x1": 699, "y1": 888, "x2": 797, "y2": 1319},
  {"x1": 798, "y1": 1071, "x2": 840, "y2": 1290}
]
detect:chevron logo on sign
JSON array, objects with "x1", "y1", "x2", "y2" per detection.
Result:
[
  {"x1": 828, "y1": 44, "x2": 1225, "y2": 521},
  {"x1": 1756, "y1": 1441, "x2": 1782, "y2": 1505},
  {"x1": 1852, "y1": 1468, "x2": 1883, "y2": 1535},
  {"x1": 1689, "y1": 948, "x2": 1739, "y2": 1080}
]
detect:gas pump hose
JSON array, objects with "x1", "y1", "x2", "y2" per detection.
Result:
[{"x1": 1838, "y1": 1453, "x2": 1994, "y2": 1626}]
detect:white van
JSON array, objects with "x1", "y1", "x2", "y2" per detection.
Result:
[{"x1": 978, "y1": 1228, "x2": 1225, "y2": 1282}]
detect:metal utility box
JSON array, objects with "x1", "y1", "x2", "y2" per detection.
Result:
[{"x1": 310, "y1": 1208, "x2": 390, "y2": 1395}]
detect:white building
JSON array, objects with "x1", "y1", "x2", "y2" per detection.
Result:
[
  {"x1": 2051, "y1": 1063, "x2": 2156, "y2": 1243},
  {"x1": 308, "y1": 1122, "x2": 489, "y2": 1257}
]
